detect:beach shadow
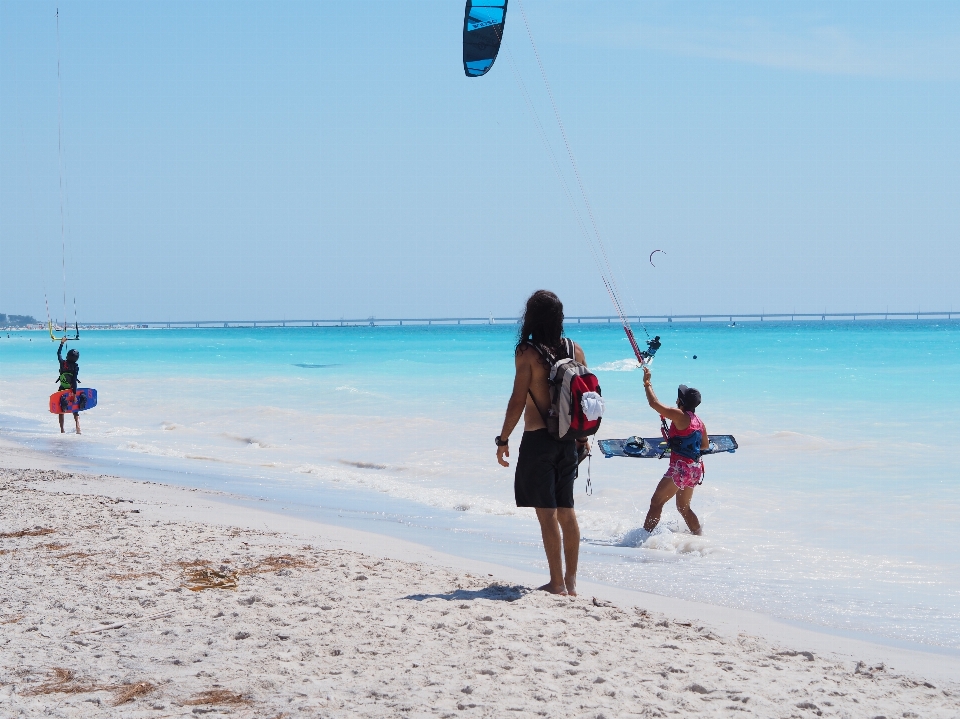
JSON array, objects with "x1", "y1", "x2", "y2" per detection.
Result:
[{"x1": 404, "y1": 584, "x2": 527, "y2": 603}]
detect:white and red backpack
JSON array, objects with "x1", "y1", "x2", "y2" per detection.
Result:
[{"x1": 528, "y1": 338, "x2": 604, "y2": 441}]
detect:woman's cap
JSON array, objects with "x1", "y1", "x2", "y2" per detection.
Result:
[{"x1": 678, "y1": 384, "x2": 701, "y2": 409}]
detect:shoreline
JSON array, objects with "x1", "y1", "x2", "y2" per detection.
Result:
[
  {"x1": 26, "y1": 468, "x2": 960, "y2": 678},
  {"x1": 2, "y1": 435, "x2": 959, "y2": 670},
  {"x1": 2, "y1": 464, "x2": 959, "y2": 717},
  {"x1": 0, "y1": 439, "x2": 960, "y2": 664}
]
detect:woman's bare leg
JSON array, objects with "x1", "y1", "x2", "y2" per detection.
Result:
[
  {"x1": 675, "y1": 487, "x2": 701, "y2": 535},
  {"x1": 643, "y1": 476, "x2": 679, "y2": 532},
  {"x1": 58, "y1": 413, "x2": 65, "y2": 433}
]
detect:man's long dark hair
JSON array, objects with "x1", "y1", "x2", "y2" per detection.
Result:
[{"x1": 516, "y1": 290, "x2": 564, "y2": 356}]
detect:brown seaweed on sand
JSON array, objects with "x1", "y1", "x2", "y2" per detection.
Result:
[
  {"x1": 56, "y1": 550, "x2": 95, "y2": 560},
  {"x1": 25, "y1": 668, "x2": 156, "y2": 706},
  {"x1": 177, "y1": 554, "x2": 313, "y2": 591},
  {"x1": 179, "y1": 560, "x2": 240, "y2": 591},
  {"x1": 25, "y1": 668, "x2": 101, "y2": 696},
  {"x1": 241, "y1": 554, "x2": 314, "y2": 575},
  {"x1": 111, "y1": 681, "x2": 157, "y2": 706},
  {"x1": 0, "y1": 527, "x2": 55, "y2": 539},
  {"x1": 41, "y1": 542, "x2": 71, "y2": 551},
  {"x1": 183, "y1": 688, "x2": 250, "y2": 706}
]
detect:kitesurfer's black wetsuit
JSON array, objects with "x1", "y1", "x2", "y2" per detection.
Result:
[
  {"x1": 640, "y1": 336, "x2": 661, "y2": 361},
  {"x1": 57, "y1": 345, "x2": 79, "y2": 392}
]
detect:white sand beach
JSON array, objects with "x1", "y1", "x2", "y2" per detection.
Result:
[{"x1": 2, "y1": 462, "x2": 958, "y2": 718}]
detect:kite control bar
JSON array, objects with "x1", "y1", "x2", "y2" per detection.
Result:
[{"x1": 49, "y1": 321, "x2": 80, "y2": 342}]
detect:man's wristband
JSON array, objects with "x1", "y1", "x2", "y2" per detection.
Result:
[{"x1": 495, "y1": 435, "x2": 509, "y2": 447}]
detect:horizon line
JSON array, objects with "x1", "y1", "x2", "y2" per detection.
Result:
[{"x1": 13, "y1": 309, "x2": 959, "y2": 330}]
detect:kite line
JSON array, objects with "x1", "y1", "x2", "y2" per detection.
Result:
[
  {"x1": 480, "y1": 0, "x2": 651, "y2": 362},
  {"x1": 51, "y1": 8, "x2": 78, "y2": 342}
]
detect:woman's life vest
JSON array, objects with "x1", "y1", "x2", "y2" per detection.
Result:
[{"x1": 663, "y1": 411, "x2": 703, "y2": 463}]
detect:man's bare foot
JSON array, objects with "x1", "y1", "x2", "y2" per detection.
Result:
[
  {"x1": 75, "y1": 429, "x2": 81, "y2": 435},
  {"x1": 60, "y1": 428, "x2": 65, "y2": 434},
  {"x1": 564, "y1": 576, "x2": 577, "y2": 597},
  {"x1": 537, "y1": 582, "x2": 567, "y2": 595}
]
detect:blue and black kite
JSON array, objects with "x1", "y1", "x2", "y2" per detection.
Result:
[{"x1": 463, "y1": 0, "x2": 508, "y2": 77}]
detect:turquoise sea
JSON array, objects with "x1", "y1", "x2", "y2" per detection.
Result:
[{"x1": 1, "y1": 321, "x2": 958, "y2": 650}]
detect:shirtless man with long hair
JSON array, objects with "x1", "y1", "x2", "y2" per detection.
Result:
[{"x1": 496, "y1": 290, "x2": 588, "y2": 596}]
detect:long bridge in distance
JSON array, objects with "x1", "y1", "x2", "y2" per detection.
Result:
[{"x1": 72, "y1": 310, "x2": 958, "y2": 329}]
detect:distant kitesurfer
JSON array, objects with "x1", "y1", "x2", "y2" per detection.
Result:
[
  {"x1": 640, "y1": 335, "x2": 661, "y2": 362},
  {"x1": 56, "y1": 338, "x2": 81, "y2": 434},
  {"x1": 640, "y1": 366, "x2": 707, "y2": 536},
  {"x1": 496, "y1": 290, "x2": 589, "y2": 596}
]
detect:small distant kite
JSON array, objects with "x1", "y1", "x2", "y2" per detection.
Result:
[{"x1": 649, "y1": 249, "x2": 665, "y2": 267}]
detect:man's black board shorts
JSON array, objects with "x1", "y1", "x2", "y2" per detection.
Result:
[{"x1": 514, "y1": 429, "x2": 579, "y2": 509}]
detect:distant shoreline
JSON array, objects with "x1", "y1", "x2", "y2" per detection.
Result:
[{"x1": 4, "y1": 310, "x2": 958, "y2": 332}]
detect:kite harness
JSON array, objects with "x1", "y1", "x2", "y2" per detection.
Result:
[{"x1": 56, "y1": 343, "x2": 79, "y2": 392}]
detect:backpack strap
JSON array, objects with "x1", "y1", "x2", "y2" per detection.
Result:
[
  {"x1": 527, "y1": 339, "x2": 575, "y2": 361},
  {"x1": 526, "y1": 389, "x2": 549, "y2": 425},
  {"x1": 524, "y1": 339, "x2": 571, "y2": 427},
  {"x1": 526, "y1": 340, "x2": 554, "y2": 363},
  {"x1": 524, "y1": 341, "x2": 555, "y2": 426}
]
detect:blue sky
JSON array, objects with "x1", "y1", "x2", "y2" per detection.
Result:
[{"x1": 1, "y1": 1, "x2": 959, "y2": 322}]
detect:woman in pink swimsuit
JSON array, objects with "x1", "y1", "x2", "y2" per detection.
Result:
[{"x1": 641, "y1": 366, "x2": 709, "y2": 536}]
